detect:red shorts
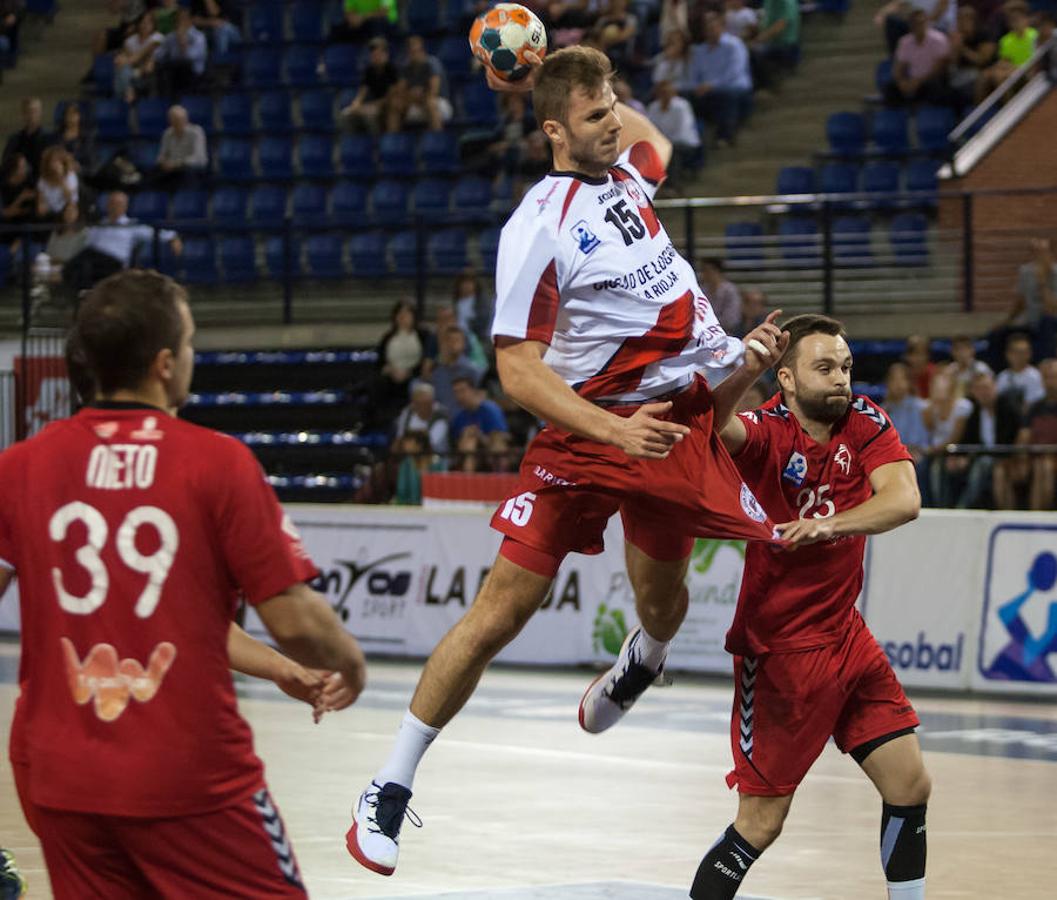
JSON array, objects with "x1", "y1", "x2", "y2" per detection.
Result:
[
  {"x1": 726, "y1": 611, "x2": 919, "y2": 796},
  {"x1": 21, "y1": 783, "x2": 306, "y2": 900},
  {"x1": 491, "y1": 376, "x2": 776, "y2": 566}
]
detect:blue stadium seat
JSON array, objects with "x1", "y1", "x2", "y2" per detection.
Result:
[
  {"x1": 299, "y1": 134, "x2": 335, "y2": 178},
  {"x1": 778, "y1": 218, "x2": 821, "y2": 266},
  {"x1": 819, "y1": 162, "x2": 858, "y2": 207},
  {"x1": 776, "y1": 166, "x2": 815, "y2": 196},
  {"x1": 292, "y1": 184, "x2": 328, "y2": 225},
  {"x1": 300, "y1": 89, "x2": 336, "y2": 131},
  {"x1": 915, "y1": 106, "x2": 955, "y2": 152},
  {"x1": 178, "y1": 95, "x2": 215, "y2": 135},
  {"x1": 0, "y1": 245, "x2": 11, "y2": 289},
  {"x1": 322, "y1": 45, "x2": 361, "y2": 85},
  {"x1": 243, "y1": 48, "x2": 283, "y2": 89},
  {"x1": 389, "y1": 230, "x2": 419, "y2": 276},
  {"x1": 129, "y1": 141, "x2": 159, "y2": 172},
  {"x1": 460, "y1": 81, "x2": 499, "y2": 126},
  {"x1": 406, "y1": 0, "x2": 442, "y2": 33},
  {"x1": 861, "y1": 161, "x2": 901, "y2": 207},
  {"x1": 330, "y1": 181, "x2": 368, "y2": 226},
  {"x1": 452, "y1": 176, "x2": 493, "y2": 217},
  {"x1": 285, "y1": 45, "x2": 321, "y2": 88},
  {"x1": 378, "y1": 132, "x2": 418, "y2": 178},
  {"x1": 220, "y1": 236, "x2": 258, "y2": 282},
  {"x1": 436, "y1": 35, "x2": 473, "y2": 83},
  {"x1": 306, "y1": 234, "x2": 345, "y2": 278},
  {"x1": 219, "y1": 94, "x2": 253, "y2": 135},
  {"x1": 93, "y1": 99, "x2": 130, "y2": 141},
  {"x1": 258, "y1": 92, "x2": 294, "y2": 134},
  {"x1": 724, "y1": 221, "x2": 765, "y2": 266},
  {"x1": 371, "y1": 180, "x2": 409, "y2": 225},
  {"x1": 339, "y1": 134, "x2": 375, "y2": 179},
  {"x1": 872, "y1": 108, "x2": 910, "y2": 155},
  {"x1": 212, "y1": 187, "x2": 249, "y2": 224},
  {"x1": 875, "y1": 59, "x2": 893, "y2": 93},
  {"x1": 819, "y1": 0, "x2": 851, "y2": 11},
  {"x1": 890, "y1": 213, "x2": 929, "y2": 265},
  {"x1": 171, "y1": 189, "x2": 209, "y2": 223},
  {"x1": 413, "y1": 179, "x2": 453, "y2": 221},
  {"x1": 251, "y1": 185, "x2": 288, "y2": 224},
  {"x1": 180, "y1": 238, "x2": 219, "y2": 284},
  {"x1": 825, "y1": 112, "x2": 866, "y2": 158},
  {"x1": 91, "y1": 54, "x2": 115, "y2": 96},
  {"x1": 290, "y1": 2, "x2": 326, "y2": 42},
  {"x1": 129, "y1": 190, "x2": 169, "y2": 223},
  {"x1": 136, "y1": 98, "x2": 169, "y2": 138},
  {"x1": 905, "y1": 158, "x2": 940, "y2": 205},
  {"x1": 247, "y1": 5, "x2": 285, "y2": 43},
  {"x1": 479, "y1": 226, "x2": 501, "y2": 272},
  {"x1": 419, "y1": 130, "x2": 460, "y2": 174},
  {"x1": 216, "y1": 138, "x2": 255, "y2": 181},
  {"x1": 266, "y1": 236, "x2": 301, "y2": 277},
  {"x1": 429, "y1": 229, "x2": 468, "y2": 274},
  {"x1": 832, "y1": 217, "x2": 873, "y2": 266},
  {"x1": 259, "y1": 137, "x2": 294, "y2": 181},
  {"x1": 350, "y1": 231, "x2": 388, "y2": 276}
]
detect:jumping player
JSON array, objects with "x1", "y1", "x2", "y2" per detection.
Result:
[
  {"x1": 0, "y1": 270, "x2": 367, "y2": 899},
  {"x1": 689, "y1": 315, "x2": 931, "y2": 899},
  {"x1": 346, "y1": 45, "x2": 787, "y2": 876}
]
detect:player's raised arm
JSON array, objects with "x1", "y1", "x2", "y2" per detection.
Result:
[{"x1": 614, "y1": 100, "x2": 672, "y2": 171}]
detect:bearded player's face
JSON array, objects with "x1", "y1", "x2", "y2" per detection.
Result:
[
  {"x1": 563, "y1": 83, "x2": 623, "y2": 174},
  {"x1": 782, "y1": 333, "x2": 853, "y2": 424}
]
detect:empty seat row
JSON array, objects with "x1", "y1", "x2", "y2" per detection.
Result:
[
  {"x1": 776, "y1": 160, "x2": 940, "y2": 205},
  {"x1": 823, "y1": 107, "x2": 957, "y2": 157},
  {"x1": 243, "y1": 0, "x2": 465, "y2": 45}
]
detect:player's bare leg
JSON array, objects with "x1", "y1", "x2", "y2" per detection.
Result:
[
  {"x1": 690, "y1": 793, "x2": 792, "y2": 898},
  {"x1": 347, "y1": 555, "x2": 553, "y2": 875},
  {"x1": 579, "y1": 543, "x2": 690, "y2": 733},
  {"x1": 859, "y1": 733, "x2": 931, "y2": 899}
]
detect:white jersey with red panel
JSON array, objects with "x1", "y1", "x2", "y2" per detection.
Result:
[{"x1": 491, "y1": 141, "x2": 743, "y2": 402}]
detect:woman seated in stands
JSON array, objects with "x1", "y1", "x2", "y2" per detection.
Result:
[
  {"x1": 53, "y1": 105, "x2": 98, "y2": 184},
  {"x1": 948, "y1": 6, "x2": 996, "y2": 107},
  {"x1": 35, "y1": 146, "x2": 79, "y2": 224},
  {"x1": 0, "y1": 153, "x2": 36, "y2": 245},
  {"x1": 373, "y1": 300, "x2": 429, "y2": 426},
  {"x1": 652, "y1": 28, "x2": 693, "y2": 91},
  {"x1": 114, "y1": 10, "x2": 162, "y2": 103}
]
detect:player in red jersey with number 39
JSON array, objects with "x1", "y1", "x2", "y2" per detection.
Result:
[{"x1": 689, "y1": 315, "x2": 932, "y2": 900}]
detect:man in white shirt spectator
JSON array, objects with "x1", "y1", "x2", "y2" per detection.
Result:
[
  {"x1": 687, "y1": 10, "x2": 753, "y2": 146},
  {"x1": 153, "y1": 104, "x2": 208, "y2": 190},
  {"x1": 696, "y1": 257, "x2": 742, "y2": 334},
  {"x1": 155, "y1": 8, "x2": 208, "y2": 96},
  {"x1": 63, "y1": 191, "x2": 182, "y2": 292},
  {"x1": 995, "y1": 332, "x2": 1045, "y2": 415},
  {"x1": 646, "y1": 79, "x2": 701, "y2": 189},
  {"x1": 946, "y1": 335, "x2": 993, "y2": 392},
  {"x1": 884, "y1": 8, "x2": 955, "y2": 106},
  {"x1": 393, "y1": 382, "x2": 450, "y2": 455},
  {"x1": 388, "y1": 35, "x2": 452, "y2": 132}
]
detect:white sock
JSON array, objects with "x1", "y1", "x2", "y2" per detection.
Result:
[
  {"x1": 635, "y1": 626, "x2": 670, "y2": 671},
  {"x1": 887, "y1": 878, "x2": 926, "y2": 899},
  {"x1": 374, "y1": 710, "x2": 440, "y2": 791}
]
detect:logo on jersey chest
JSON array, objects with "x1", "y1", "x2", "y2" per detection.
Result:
[
  {"x1": 782, "y1": 451, "x2": 808, "y2": 486},
  {"x1": 834, "y1": 443, "x2": 852, "y2": 475},
  {"x1": 740, "y1": 483, "x2": 767, "y2": 523},
  {"x1": 623, "y1": 179, "x2": 646, "y2": 207},
  {"x1": 570, "y1": 219, "x2": 601, "y2": 255}
]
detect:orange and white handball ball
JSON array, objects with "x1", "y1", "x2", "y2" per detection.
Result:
[{"x1": 468, "y1": 3, "x2": 548, "y2": 82}]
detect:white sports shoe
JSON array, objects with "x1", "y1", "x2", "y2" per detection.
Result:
[
  {"x1": 345, "y1": 781, "x2": 421, "y2": 876},
  {"x1": 579, "y1": 626, "x2": 667, "y2": 734}
]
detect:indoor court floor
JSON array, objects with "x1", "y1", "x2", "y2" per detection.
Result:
[{"x1": 1, "y1": 640, "x2": 1055, "y2": 899}]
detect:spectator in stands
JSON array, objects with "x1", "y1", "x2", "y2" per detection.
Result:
[
  {"x1": 154, "y1": 8, "x2": 208, "y2": 96},
  {"x1": 647, "y1": 80, "x2": 702, "y2": 190},
  {"x1": 996, "y1": 331, "x2": 1044, "y2": 415},
  {"x1": 339, "y1": 37, "x2": 400, "y2": 134},
  {"x1": 660, "y1": 0, "x2": 696, "y2": 42},
  {"x1": 956, "y1": 370, "x2": 1022, "y2": 508},
  {"x1": 652, "y1": 29, "x2": 693, "y2": 90},
  {"x1": 152, "y1": 104, "x2": 208, "y2": 191},
  {"x1": 725, "y1": 0, "x2": 758, "y2": 40},
  {"x1": 451, "y1": 270, "x2": 492, "y2": 347},
  {"x1": 687, "y1": 10, "x2": 753, "y2": 147},
  {"x1": 1000, "y1": 238, "x2": 1057, "y2": 360},
  {"x1": 478, "y1": 92, "x2": 536, "y2": 176},
  {"x1": 977, "y1": 1, "x2": 1037, "y2": 99},
  {"x1": 428, "y1": 325, "x2": 485, "y2": 416},
  {"x1": 884, "y1": 361, "x2": 931, "y2": 461},
  {"x1": 590, "y1": 0, "x2": 639, "y2": 68},
  {"x1": 52, "y1": 104, "x2": 97, "y2": 178},
  {"x1": 949, "y1": 5, "x2": 997, "y2": 106},
  {"x1": 426, "y1": 302, "x2": 489, "y2": 371},
  {"x1": 154, "y1": 0, "x2": 182, "y2": 35},
  {"x1": 614, "y1": 77, "x2": 647, "y2": 115},
  {"x1": 113, "y1": 10, "x2": 162, "y2": 102},
  {"x1": 37, "y1": 201, "x2": 88, "y2": 292},
  {"x1": 885, "y1": 8, "x2": 955, "y2": 107},
  {"x1": 0, "y1": 153, "x2": 35, "y2": 243},
  {"x1": 876, "y1": 0, "x2": 956, "y2": 55},
  {"x1": 736, "y1": 380, "x2": 769, "y2": 413},
  {"x1": 190, "y1": 0, "x2": 241, "y2": 60},
  {"x1": 328, "y1": 0, "x2": 399, "y2": 44},
  {"x1": 3, "y1": 97, "x2": 48, "y2": 180},
  {"x1": 0, "y1": 0, "x2": 23, "y2": 59},
  {"x1": 35, "y1": 146, "x2": 78, "y2": 223},
  {"x1": 904, "y1": 334, "x2": 936, "y2": 396},
  {"x1": 393, "y1": 382, "x2": 450, "y2": 456},
  {"x1": 924, "y1": 369, "x2": 973, "y2": 506},
  {"x1": 375, "y1": 300, "x2": 429, "y2": 417},
  {"x1": 696, "y1": 258, "x2": 741, "y2": 334},
  {"x1": 92, "y1": 0, "x2": 146, "y2": 56},
  {"x1": 750, "y1": 0, "x2": 801, "y2": 89},
  {"x1": 451, "y1": 376, "x2": 511, "y2": 473},
  {"x1": 1018, "y1": 358, "x2": 1057, "y2": 509},
  {"x1": 546, "y1": 1, "x2": 598, "y2": 47},
  {"x1": 947, "y1": 334, "x2": 994, "y2": 392},
  {"x1": 63, "y1": 191, "x2": 182, "y2": 292},
  {"x1": 737, "y1": 286, "x2": 768, "y2": 337},
  {"x1": 389, "y1": 36, "x2": 453, "y2": 133}
]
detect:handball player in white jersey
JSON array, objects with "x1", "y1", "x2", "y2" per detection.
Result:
[{"x1": 347, "y1": 45, "x2": 787, "y2": 876}]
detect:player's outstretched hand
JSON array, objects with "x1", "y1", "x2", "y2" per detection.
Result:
[
  {"x1": 613, "y1": 401, "x2": 691, "y2": 460},
  {"x1": 775, "y1": 517, "x2": 837, "y2": 548},
  {"x1": 310, "y1": 670, "x2": 360, "y2": 723},
  {"x1": 274, "y1": 659, "x2": 325, "y2": 710},
  {"x1": 485, "y1": 50, "x2": 543, "y2": 93},
  {"x1": 742, "y1": 310, "x2": 788, "y2": 374}
]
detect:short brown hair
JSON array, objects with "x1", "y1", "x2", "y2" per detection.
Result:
[
  {"x1": 776, "y1": 313, "x2": 848, "y2": 371},
  {"x1": 533, "y1": 46, "x2": 615, "y2": 128},
  {"x1": 73, "y1": 269, "x2": 187, "y2": 396}
]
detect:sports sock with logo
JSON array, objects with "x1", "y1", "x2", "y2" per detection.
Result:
[
  {"x1": 635, "y1": 626, "x2": 669, "y2": 672},
  {"x1": 690, "y1": 824, "x2": 760, "y2": 899},
  {"x1": 374, "y1": 710, "x2": 440, "y2": 790},
  {"x1": 881, "y1": 802, "x2": 926, "y2": 900}
]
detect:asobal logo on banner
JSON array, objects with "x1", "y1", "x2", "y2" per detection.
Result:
[{"x1": 883, "y1": 632, "x2": 965, "y2": 671}]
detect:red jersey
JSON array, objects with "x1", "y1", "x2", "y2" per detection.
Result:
[
  {"x1": 726, "y1": 394, "x2": 912, "y2": 655},
  {"x1": 0, "y1": 404, "x2": 317, "y2": 817}
]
